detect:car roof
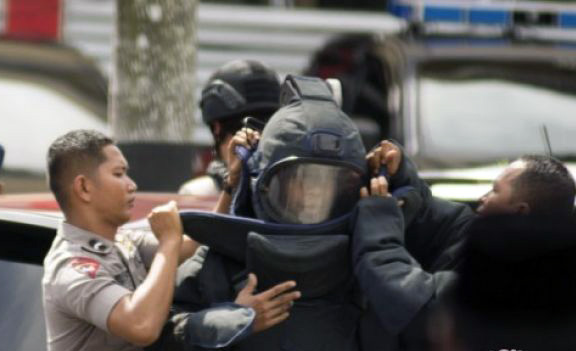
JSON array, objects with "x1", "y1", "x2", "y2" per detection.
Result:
[
  {"x1": 0, "y1": 192, "x2": 218, "y2": 220},
  {"x1": 0, "y1": 192, "x2": 219, "y2": 265},
  {"x1": 0, "y1": 209, "x2": 59, "y2": 265}
]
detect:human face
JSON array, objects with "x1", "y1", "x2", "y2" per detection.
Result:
[
  {"x1": 283, "y1": 170, "x2": 336, "y2": 224},
  {"x1": 90, "y1": 145, "x2": 137, "y2": 226},
  {"x1": 476, "y1": 161, "x2": 526, "y2": 216}
]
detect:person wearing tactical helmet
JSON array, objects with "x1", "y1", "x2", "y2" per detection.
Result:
[
  {"x1": 177, "y1": 75, "x2": 372, "y2": 351},
  {"x1": 178, "y1": 60, "x2": 281, "y2": 196}
]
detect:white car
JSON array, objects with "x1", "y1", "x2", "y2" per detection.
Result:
[{"x1": 372, "y1": 34, "x2": 576, "y2": 205}]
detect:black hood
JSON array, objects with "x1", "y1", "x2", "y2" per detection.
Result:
[
  {"x1": 232, "y1": 75, "x2": 366, "y2": 222},
  {"x1": 254, "y1": 75, "x2": 366, "y2": 174}
]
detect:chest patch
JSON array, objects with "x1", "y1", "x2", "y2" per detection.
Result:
[
  {"x1": 117, "y1": 235, "x2": 136, "y2": 256},
  {"x1": 70, "y1": 257, "x2": 101, "y2": 279}
]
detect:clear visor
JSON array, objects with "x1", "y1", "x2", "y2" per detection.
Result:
[{"x1": 258, "y1": 161, "x2": 363, "y2": 224}]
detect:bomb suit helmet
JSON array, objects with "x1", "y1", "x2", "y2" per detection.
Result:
[{"x1": 251, "y1": 75, "x2": 367, "y2": 224}]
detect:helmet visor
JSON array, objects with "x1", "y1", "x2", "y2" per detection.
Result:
[{"x1": 257, "y1": 158, "x2": 364, "y2": 224}]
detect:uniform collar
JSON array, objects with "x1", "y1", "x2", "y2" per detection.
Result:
[{"x1": 59, "y1": 222, "x2": 115, "y2": 255}]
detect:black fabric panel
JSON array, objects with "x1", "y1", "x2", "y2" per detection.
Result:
[
  {"x1": 180, "y1": 211, "x2": 350, "y2": 263},
  {"x1": 246, "y1": 233, "x2": 349, "y2": 298}
]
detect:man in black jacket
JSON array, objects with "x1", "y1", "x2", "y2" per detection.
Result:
[
  {"x1": 436, "y1": 214, "x2": 576, "y2": 351},
  {"x1": 356, "y1": 142, "x2": 576, "y2": 350}
]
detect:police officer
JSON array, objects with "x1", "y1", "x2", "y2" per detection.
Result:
[
  {"x1": 42, "y1": 129, "x2": 300, "y2": 351},
  {"x1": 179, "y1": 60, "x2": 280, "y2": 196}
]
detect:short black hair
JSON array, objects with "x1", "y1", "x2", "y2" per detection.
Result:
[
  {"x1": 47, "y1": 130, "x2": 113, "y2": 211},
  {"x1": 511, "y1": 155, "x2": 575, "y2": 217}
]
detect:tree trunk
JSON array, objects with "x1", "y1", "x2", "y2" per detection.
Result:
[{"x1": 111, "y1": 0, "x2": 198, "y2": 191}]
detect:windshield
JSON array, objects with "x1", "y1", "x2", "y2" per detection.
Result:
[{"x1": 416, "y1": 61, "x2": 576, "y2": 167}]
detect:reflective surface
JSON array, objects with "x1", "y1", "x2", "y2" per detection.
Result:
[{"x1": 261, "y1": 162, "x2": 362, "y2": 224}]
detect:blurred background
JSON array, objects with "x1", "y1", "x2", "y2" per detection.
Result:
[
  {"x1": 0, "y1": 0, "x2": 403, "y2": 193},
  {"x1": 2, "y1": 3, "x2": 576, "y2": 348},
  {"x1": 1, "y1": 0, "x2": 576, "y2": 202}
]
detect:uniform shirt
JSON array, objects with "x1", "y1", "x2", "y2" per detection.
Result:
[{"x1": 42, "y1": 222, "x2": 159, "y2": 351}]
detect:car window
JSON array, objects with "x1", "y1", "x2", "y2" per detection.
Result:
[
  {"x1": 0, "y1": 259, "x2": 46, "y2": 351},
  {"x1": 415, "y1": 61, "x2": 576, "y2": 167}
]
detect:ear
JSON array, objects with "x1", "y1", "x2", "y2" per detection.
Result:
[
  {"x1": 516, "y1": 202, "x2": 531, "y2": 215},
  {"x1": 72, "y1": 174, "x2": 93, "y2": 203}
]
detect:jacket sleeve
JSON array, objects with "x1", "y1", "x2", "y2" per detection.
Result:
[
  {"x1": 407, "y1": 197, "x2": 475, "y2": 271},
  {"x1": 375, "y1": 140, "x2": 432, "y2": 228},
  {"x1": 148, "y1": 303, "x2": 255, "y2": 351},
  {"x1": 352, "y1": 196, "x2": 455, "y2": 335},
  {"x1": 386, "y1": 141, "x2": 474, "y2": 271},
  {"x1": 388, "y1": 140, "x2": 432, "y2": 204},
  {"x1": 184, "y1": 303, "x2": 255, "y2": 348}
]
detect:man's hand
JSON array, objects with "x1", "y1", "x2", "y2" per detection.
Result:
[
  {"x1": 360, "y1": 176, "x2": 405, "y2": 207},
  {"x1": 147, "y1": 201, "x2": 183, "y2": 245},
  {"x1": 366, "y1": 140, "x2": 402, "y2": 177},
  {"x1": 235, "y1": 273, "x2": 301, "y2": 333},
  {"x1": 360, "y1": 176, "x2": 390, "y2": 198},
  {"x1": 226, "y1": 128, "x2": 260, "y2": 190}
]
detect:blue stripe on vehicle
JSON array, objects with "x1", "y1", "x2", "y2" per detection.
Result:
[
  {"x1": 390, "y1": 4, "x2": 413, "y2": 20},
  {"x1": 469, "y1": 9, "x2": 510, "y2": 25},
  {"x1": 559, "y1": 13, "x2": 576, "y2": 28},
  {"x1": 424, "y1": 6, "x2": 464, "y2": 22}
]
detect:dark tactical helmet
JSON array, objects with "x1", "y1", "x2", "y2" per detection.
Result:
[
  {"x1": 200, "y1": 60, "x2": 281, "y2": 125},
  {"x1": 248, "y1": 75, "x2": 367, "y2": 225}
]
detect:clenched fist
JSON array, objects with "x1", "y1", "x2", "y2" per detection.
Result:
[{"x1": 147, "y1": 200, "x2": 183, "y2": 245}]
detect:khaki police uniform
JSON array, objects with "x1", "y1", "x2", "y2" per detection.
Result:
[
  {"x1": 42, "y1": 222, "x2": 158, "y2": 351},
  {"x1": 43, "y1": 222, "x2": 256, "y2": 351}
]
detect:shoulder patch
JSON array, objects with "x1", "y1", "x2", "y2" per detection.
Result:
[
  {"x1": 69, "y1": 257, "x2": 101, "y2": 279},
  {"x1": 81, "y1": 239, "x2": 112, "y2": 255}
]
